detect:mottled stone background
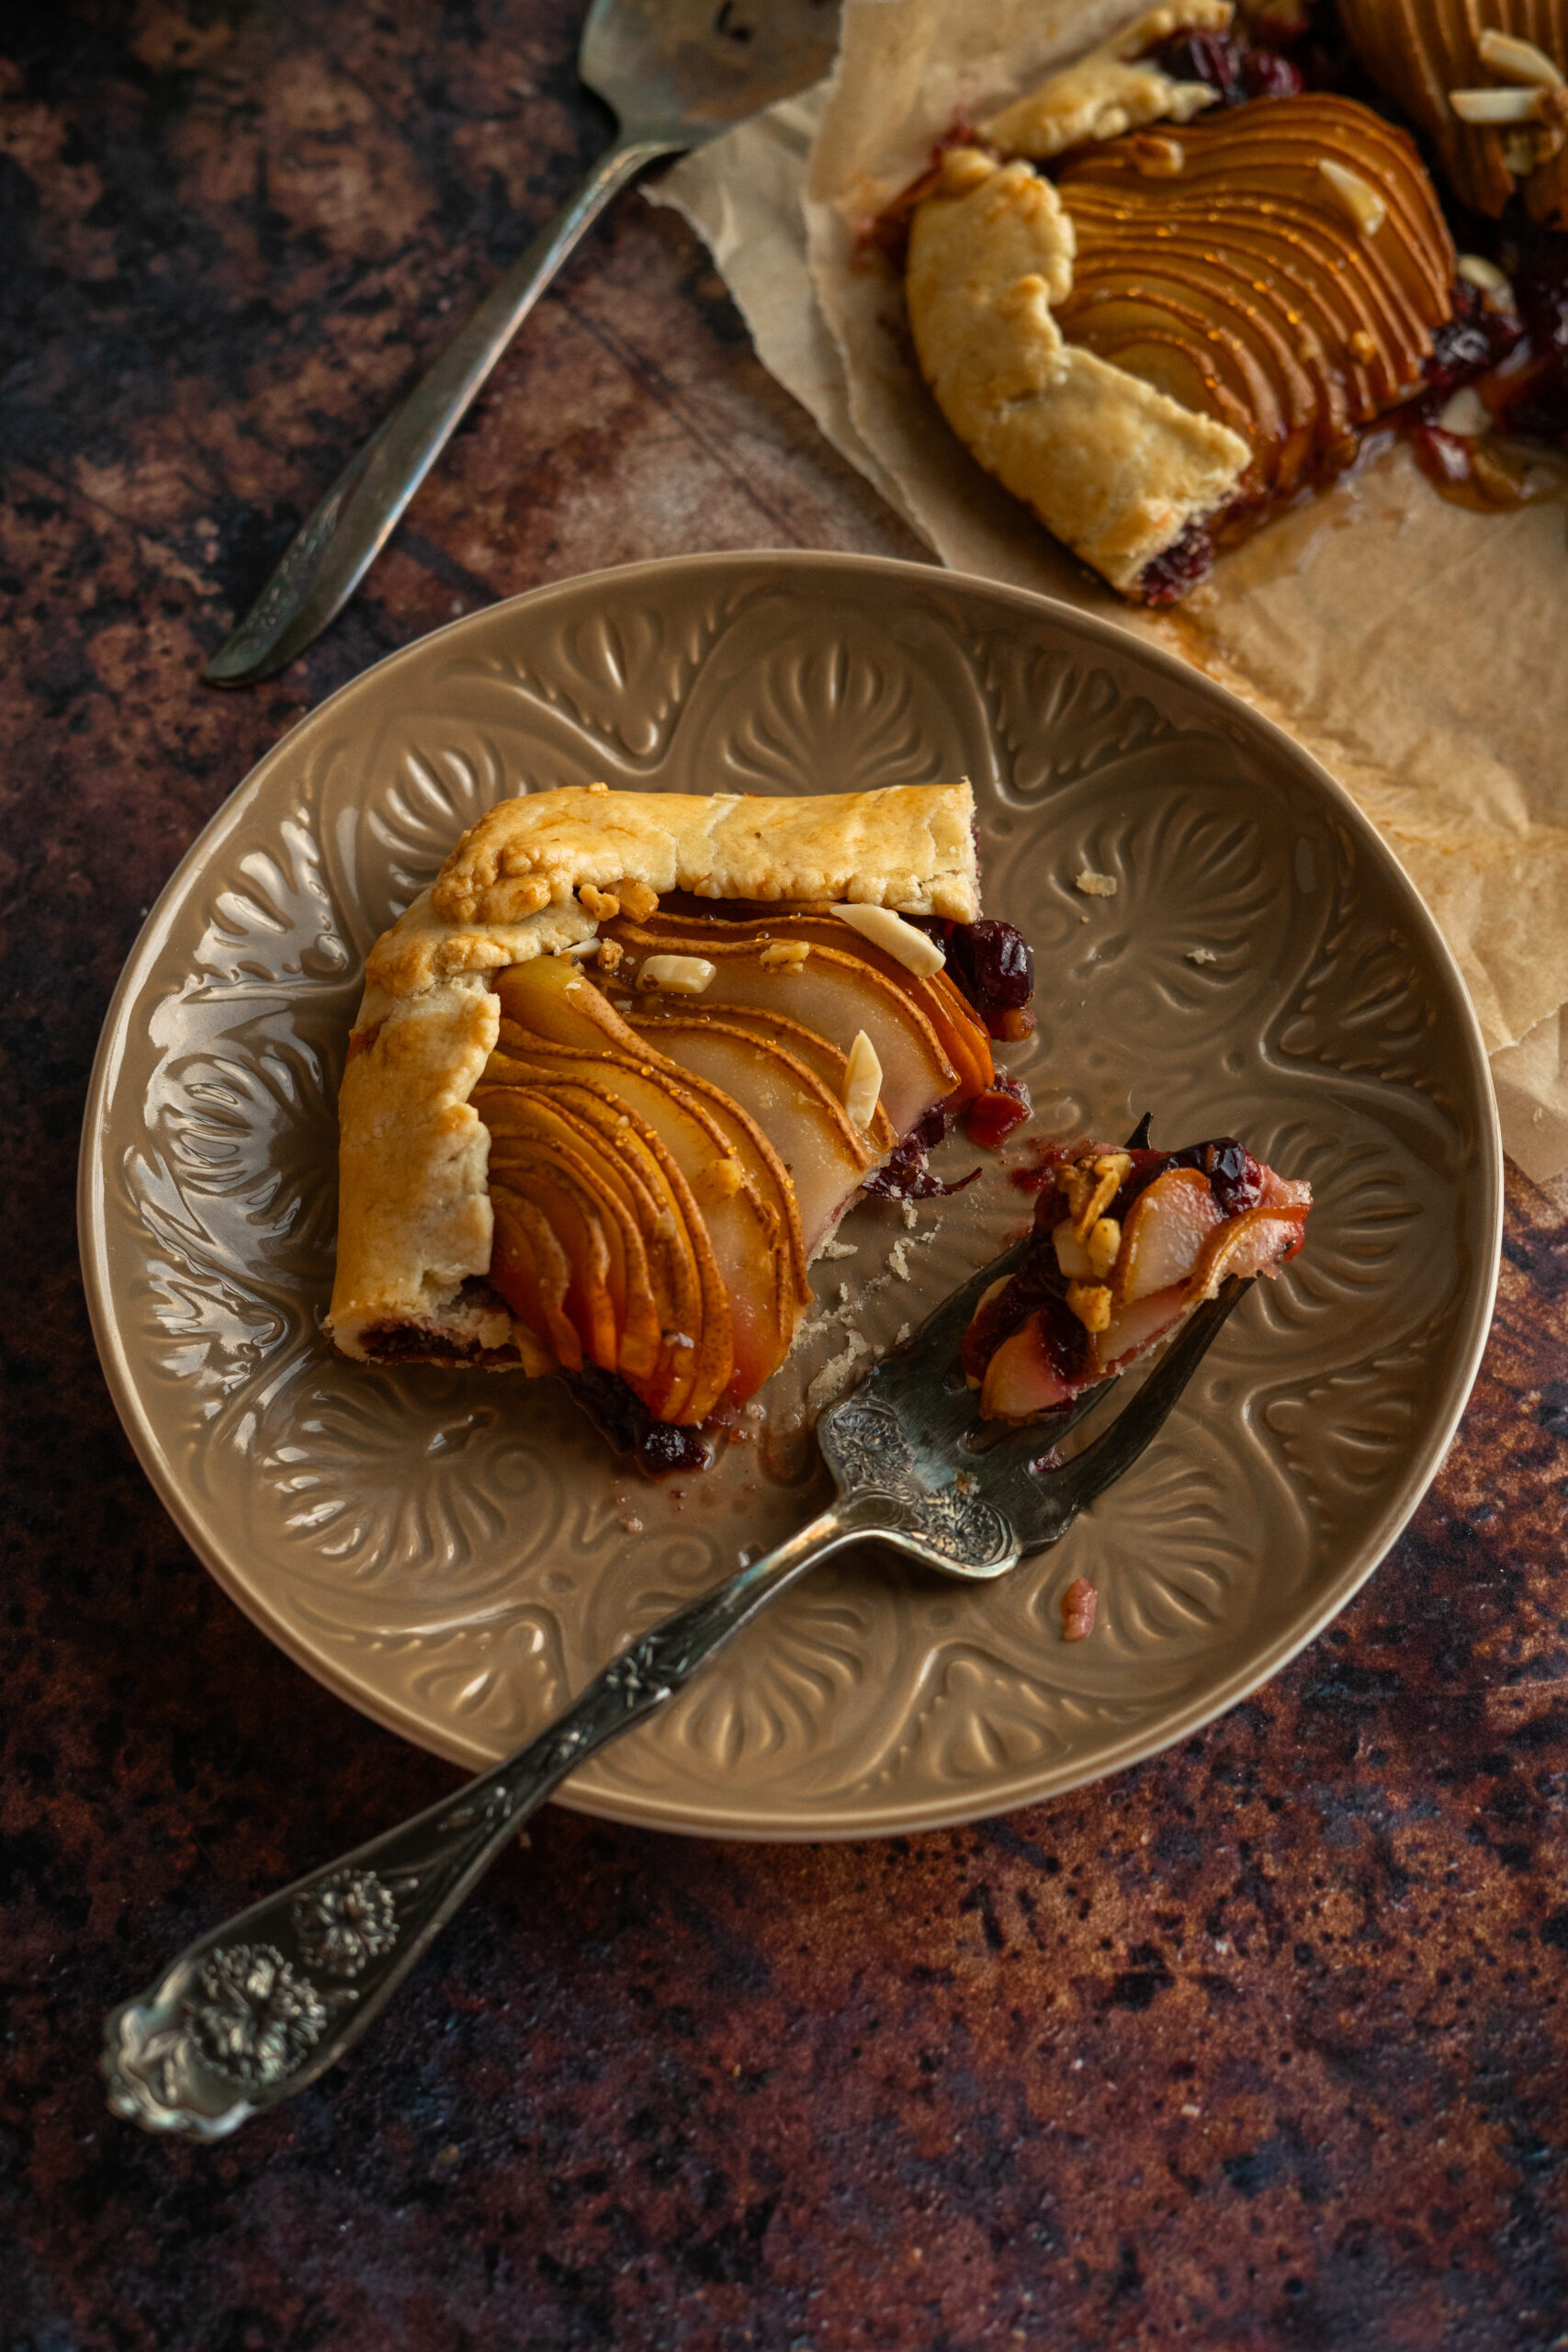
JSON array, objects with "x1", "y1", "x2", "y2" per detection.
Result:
[{"x1": 6, "y1": 6, "x2": 1568, "y2": 2346}]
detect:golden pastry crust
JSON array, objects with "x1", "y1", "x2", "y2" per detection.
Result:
[
  {"x1": 906, "y1": 151, "x2": 1249, "y2": 593},
  {"x1": 978, "y1": 1, "x2": 1231, "y2": 159},
  {"x1": 328, "y1": 782, "x2": 981, "y2": 1367},
  {"x1": 363, "y1": 892, "x2": 597, "y2": 1005},
  {"x1": 328, "y1": 976, "x2": 519, "y2": 1362},
  {"x1": 432, "y1": 781, "x2": 981, "y2": 930}
]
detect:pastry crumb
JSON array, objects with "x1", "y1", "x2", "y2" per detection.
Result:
[
  {"x1": 901, "y1": 1200, "x2": 919, "y2": 1229},
  {"x1": 819, "y1": 1239, "x2": 858, "y2": 1260},
  {"x1": 1186, "y1": 945, "x2": 1219, "y2": 966},
  {"x1": 807, "y1": 1330, "x2": 871, "y2": 1412},
  {"x1": 896, "y1": 1322, "x2": 912, "y2": 1345},
  {"x1": 1075, "y1": 870, "x2": 1118, "y2": 898}
]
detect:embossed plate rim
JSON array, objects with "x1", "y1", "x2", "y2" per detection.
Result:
[{"x1": 78, "y1": 549, "x2": 1503, "y2": 1838}]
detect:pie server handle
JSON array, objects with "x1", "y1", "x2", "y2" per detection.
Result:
[{"x1": 203, "y1": 130, "x2": 680, "y2": 688}]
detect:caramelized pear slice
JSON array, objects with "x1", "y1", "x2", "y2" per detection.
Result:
[
  {"x1": 604, "y1": 918, "x2": 960, "y2": 1139},
  {"x1": 490, "y1": 1150, "x2": 618, "y2": 1373},
  {"x1": 1187, "y1": 1204, "x2": 1307, "y2": 1302},
  {"x1": 622, "y1": 1007, "x2": 876, "y2": 1260},
  {"x1": 639, "y1": 1001, "x2": 898, "y2": 1153},
  {"x1": 1091, "y1": 1283, "x2": 1188, "y2": 1376},
  {"x1": 482, "y1": 1092, "x2": 664, "y2": 1383},
  {"x1": 1055, "y1": 94, "x2": 1457, "y2": 500},
  {"x1": 490, "y1": 1188, "x2": 581, "y2": 1371},
  {"x1": 1112, "y1": 1168, "x2": 1224, "y2": 1304},
  {"x1": 487, "y1": 1037, "x2": 720, "y2": 1422},
  {"x1": 509, "y1": 1035, "x2": 790, "y2": 1405},
  {"x1": 980, "y1": 1312, "x2": 1077, "y2": 1419}
]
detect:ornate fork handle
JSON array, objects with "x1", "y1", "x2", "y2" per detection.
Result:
[{"x1": 102, "y1": 1502, "x2": 886, "y2": 2139}]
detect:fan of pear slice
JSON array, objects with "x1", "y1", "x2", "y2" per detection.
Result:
[{"x1": 473, "y1": 910, "x2": 996, "y2": 1429}]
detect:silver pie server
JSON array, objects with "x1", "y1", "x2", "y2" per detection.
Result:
[
  {"x1": 205, "y1": 0, "x2": 840, "y2": 686},
  {"x1": 102, "y1": 1246, "x2": 1248, "y2": 2140}
]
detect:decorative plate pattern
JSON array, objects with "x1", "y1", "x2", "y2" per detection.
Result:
[{"x1": 79, "y1": 554, "x2": 1500, "y2": 1838}]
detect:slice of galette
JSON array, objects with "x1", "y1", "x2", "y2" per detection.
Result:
[
  {"x1": 327, "y1": 782, "x2": 1035, "y2": 1469},
  {"x1": 903, "y1": 1, "x2": 1461, "y2": 600},
  {"x1": 963, "y1": 1135, "x2": 1311, "y2": 1419}
]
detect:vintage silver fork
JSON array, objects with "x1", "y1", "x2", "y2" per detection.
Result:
[
  {"x1": 205, "y1": 0, "x2": 839, "y2": 685},
  {"x1": 102, "y1": 1251, "x2": 1247, "y2": 2139}
]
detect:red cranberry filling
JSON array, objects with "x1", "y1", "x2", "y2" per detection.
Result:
[
  {"x1": 963, "y1": 1075, "x2": 1032, "y2": 1150},
  {"x1": 1495, "y1": 232, "x2": 1568, "y2": 447},
  {"x1": 1139, "y1": 518, "x2": 1216, "y2": 605},
  {"x1": 862, "y1": 1105, "x2": 981, "y2": 1202},
  {"x1": 565, "y1": 1363, "x2": 712, "y2": 1476},
  {"x1": 1149, "y1": 28, "x2": 1303, "y2": 104},
  {"x1": 912, "y1": 916, "x2": 1035, "y2": 1035}
]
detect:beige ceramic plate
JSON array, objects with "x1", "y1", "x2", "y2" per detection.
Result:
[{"x1": 80, "y1": 552, "x2": 1500, "y2": 1838}]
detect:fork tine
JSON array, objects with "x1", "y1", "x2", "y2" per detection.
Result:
[{"x1": 1035, "y1": 1275, "x2": 1247, "y2": 1516}]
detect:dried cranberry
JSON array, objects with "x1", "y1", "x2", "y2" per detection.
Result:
[
  {"x1": 1164, "y1": 1136, "x2": 1264, "y2": 1216},
  {"x1": 962, "y1": 1075, "x2": 1032, "y2": 1150},
  {"x1": 959, "y1": 1241, "x2": 1089, "y2": 1388},
  {"x1": 862, "y1": 1105, "x2": 981, "y2": 1201},
  {"x1": 1149, "y1": 30, "x2": 1247, "y2": 101},
  {"x1": 1240, "y1": 49, "x2": 1303, "y2": 97},
  {"x1": 1410, "y1": 422, "x2": 1473, "y2": 487},
  {"x1": 1139, "y1": 518, "x2": 1215, "y2": 605},
  {"x1": 565, "y1": 1363, "x2": 711, "y2": 1476},
  {"x1": 947, "y1": 918, "x2": 1034, "y2": 1013},
  {"x1": 1422, "y1": 279, "x2": 1523, "y2": 405}
]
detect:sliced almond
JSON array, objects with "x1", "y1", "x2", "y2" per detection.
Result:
[
  {"x1": 842, "y1": 1030, "x2": 884, "y2": 1132},
  {"x1": 637, "y1": 954, "x2": 717, "y2": 995},
  {"x1": 1436, "y1": 385, "x2": 1488, "y2": 436},
  {"x1": 1449, "y1": 85, "x2": 1545, "y2": 123},
  {"x1": 759, "y1": 940, "x2": 811, "y2": 970},
  {"x1": 1316, "y1": 158, "x2": 1385, "y2": 236},
  {"x1": 1457, "y1": 252, "x2": 1515, "y2": 304},
  {"x1": 1476, "y1": 28, "x2": 1563, "y2": 89},
  {"x1": 829, "y1": 903, "x2": 947, "y2": 977}
]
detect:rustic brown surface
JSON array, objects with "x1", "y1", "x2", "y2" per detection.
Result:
[{"x1": 5, "y1": 6, "x2": 1568, "y2": 2347}]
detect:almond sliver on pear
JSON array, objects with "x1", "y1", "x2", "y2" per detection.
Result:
[{"x1": 605, "y1": 922, "x2": 959, "y2": 1138}]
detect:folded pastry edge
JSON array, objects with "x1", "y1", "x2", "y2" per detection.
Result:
[{"x1": 906, "y1": 151, "x2": 1250, "y2": 594}]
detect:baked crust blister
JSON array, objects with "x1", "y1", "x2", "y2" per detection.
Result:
[{"x1": 327, "y1": 782, "x2": 981, "y2": 1368}]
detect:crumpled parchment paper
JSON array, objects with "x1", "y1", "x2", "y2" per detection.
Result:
[{"x1": 649, "y1": 0, "x2": 1568, "y2": 1180}]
